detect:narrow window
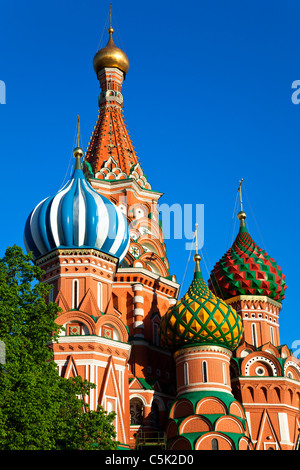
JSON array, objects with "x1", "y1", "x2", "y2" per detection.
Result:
[
  {"x1": 212, "y1": 438, "x2": 219, "y2": 450},
  {"x1": 251, "y1": 323, "x2": 257, "y2": 348},
  {"x1": 72, "y1": 279, "x2": 79, "y2": 309},
  {"x1": 270, "y1": 326, "x2": 275, "y2": 345},
  {"x1": 202, "y1": 361, "x2": 208, "y2": 383},
  {"x1": 184, "y1": 362, "x2": 189, "y2": 385},
  {"x1": 97, "y1": 282, "x2": 102, "y2": 311},
  {"x1": 223, "y1": 363, "x2": 227, "y2": 385}
]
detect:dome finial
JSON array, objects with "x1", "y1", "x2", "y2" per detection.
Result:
[
  {"x1": 108, "y1": 3, "x2": 114, "y2": 37},
  {"x1": 237, "y1": 178, "x2": 246, "y2": 227},
  {"x1": 93, "y1": 6, "x2": 130, "y2": 76},
  {"x1": 193, "y1": 223, "x2": 201, "y2": 273},
  {"x1": 73, "y1": 115, "x2": 83, "y2": 169}
]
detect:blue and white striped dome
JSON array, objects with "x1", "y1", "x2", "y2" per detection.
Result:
[{"x1": 24, "y1": 150, "x2": 130, "y2": 262}]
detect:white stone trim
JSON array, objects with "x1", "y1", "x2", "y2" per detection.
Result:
[
  {"x1": 133, "y1": 308, "x2": 144, "y2": 317},
  {"x1": 244, "y1": 356, "x2": 278, "y2": 376}
]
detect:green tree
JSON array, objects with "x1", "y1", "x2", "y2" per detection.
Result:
[{"x1": 0, "y1": 245, "x2": 118, "y2": 450}]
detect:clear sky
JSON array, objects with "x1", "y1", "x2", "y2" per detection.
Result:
[{"x1": 0, "y1": 0, "x2": 299, "y2": 352}]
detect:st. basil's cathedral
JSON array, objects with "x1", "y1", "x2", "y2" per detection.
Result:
[{"x1": 23, "y1": 21, "x2": 300, "y2": 451}]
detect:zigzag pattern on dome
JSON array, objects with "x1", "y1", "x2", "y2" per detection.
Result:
[
  {"x1": 160, "y1": 255, "x2": 243, "y2": 351},
  {"x1": 208, "y1": 225, "x2": 287, "y2": 303}
]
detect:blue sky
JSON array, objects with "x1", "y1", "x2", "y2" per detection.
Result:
[{"x1": 0, "y1": 0, "x2": 299, "y2": 352}]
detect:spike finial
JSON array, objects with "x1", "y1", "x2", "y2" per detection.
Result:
[
  {"x1": 237, "y1": 179, "x2": 246, "y2": 227},
  {"x1": 77, "y1": 115, "x2": 80, "y2": 148},
  {"x1": 193, "y1": 223, "x2": 201, "y2": 270},
  {"x1": 237, "y1": 179, "x2": 244, "y2": 212},
  {"x1": 73, "y1": 115, "x2": 83, "y2": 169}
]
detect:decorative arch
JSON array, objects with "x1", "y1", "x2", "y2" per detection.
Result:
[
  {"x1": 129, "y1": 393, "x2": 148, "y2": 407},
  {"x1": 170, "y1": 399, "x2": 194, "y2": 419},
  {"x1": 168, "y1": 436, "x2": 192, "y2": 451},
  {"x1": 195, "y1": 432, "x2": 235, "y2": 450},
  {"x1": 150, "y1": 394, "x2": 165, "y2": 411},
  {"x1": 257, "y1": 385, "x2": 268, "y2": 403},
  {"x1": 56, "y1": 310, "x2": 96, "y2": 335},
  {"x1": 139, "y1": 252, "x2": 169, "y2": 277},
  {"x1": 95, "y1": 314, "x2": 128, "y2": 342},
  {"x1": 229, "y1": 401, "x2": 245, "y2": 419},
  {"x1": 196, "y1": 397, "x2": 227, "y2": 415},
  {"x1": 135, "y1": 217, "x2": 162, "y2": 241},
  {"x1": 284, "y1": 360, "x2": 300, "y2": 380},
  {"x1": 166, "y1": 419, "x2": 178, "y2": 440},
  {"x1": 179, "y1": 415, "x2": 212, "y2": 434},
  {"x1": 132, "y1": 203, "x2": 150, "y2": 220},
  {"x1": 239, "y1": 437, "x2": 254, "y2": 450},
  {"x1": 236, "y1": 342, "x2": 255, "y2": 358},
  {"x1": 287, "y1": 388, "x2": 294, "y2": 405},
  {"x1": 121, "y1": 251, "x2": 135, "y2": 267},
  {"x1": 215, "y1": 415, "x2": 244, "y2": 434},
  {"x1": 139, "y1": 236, "x2": 166, "y2": 257},
  {"x1": 243, "y1": 385, "x2": 255, "y2": 402},
  {"x1": 130, "y1": 396, "x2": 144, "y2": 425},
  {"x1": 261, "y1": 342, "x2": 280, "y2": 357},
  {"x1": 242, "y1": 352, "x2": 281, "y2": 377},
  {"x1": 270, "y1": 385, "x2": 281, "y2": 403}
]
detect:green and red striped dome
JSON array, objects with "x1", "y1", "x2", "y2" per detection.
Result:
[{"x1": 208, "y1": 215, "x2": 287, "y2": 303}]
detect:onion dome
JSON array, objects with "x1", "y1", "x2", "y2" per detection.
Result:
[
  {"x1": 208, "y1": 211, "x2": 287, "y2": 302},
  {"x1": 160, "y1": 254, "x2": 243, "y2": 351},
  {"x1": 93, "y1": 27, "x2": 130, "y2": 76},
  {"x1": 24, "y1": 147, "x2": 130, "y2": 262}
]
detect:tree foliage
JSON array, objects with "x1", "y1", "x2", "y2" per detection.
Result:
[{"x1": 0, "y1": 245, "x2": 118, "y2": 450}]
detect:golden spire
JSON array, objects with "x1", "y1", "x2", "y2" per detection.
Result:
[
  {"x1": 93, "y1": 5, "x2": 130, "y2": 76},
  {"x1": 237, "y1": 178, "x2": 246, "y2": 227}
]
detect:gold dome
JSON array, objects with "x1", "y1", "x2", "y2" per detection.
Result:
[{"x1": 93, "y1": 27, "x2": 130, "y2": 76}]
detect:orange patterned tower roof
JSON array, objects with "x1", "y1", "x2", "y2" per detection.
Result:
[{"x1": 84, "y1": 28, "x2": 151, "y2": 190}]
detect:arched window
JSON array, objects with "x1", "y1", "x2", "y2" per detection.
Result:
[
  {"x1": 202, "y1": 361, "x2": 208, "y2": 383},
  {"x1": 212, "y1": 438, "x2": 219, "y2": 450},
  {"x1": 72, "y1": 279, "x2": 79, "y2": 309},
  {"x1": 130, "y1": 398, "x2": 144, "y2": 425}
]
